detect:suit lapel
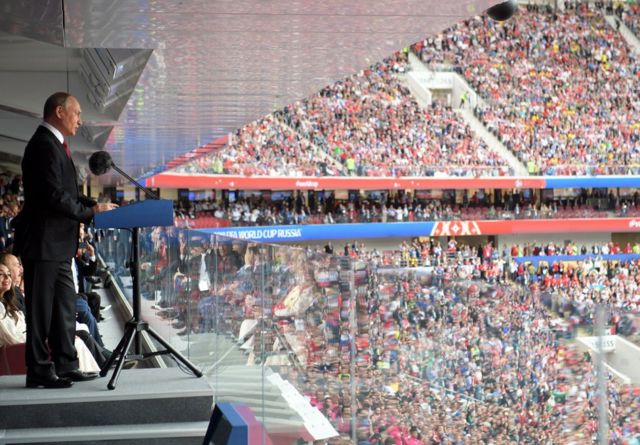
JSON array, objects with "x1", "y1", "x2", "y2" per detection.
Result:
[{"x1": 38, "y1": 126, "x2": 78, "y2": 186}]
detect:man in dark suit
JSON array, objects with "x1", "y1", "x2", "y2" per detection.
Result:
[
  {"x1": 75, "y1": 224, "x2": 104, "y2": 317},
  {"x1": 13, "y1": 92, "x2": 117, "y2": 388}
]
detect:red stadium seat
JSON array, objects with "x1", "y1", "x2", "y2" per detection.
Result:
[{"x1": 0, "y1": 343, "x2": 27, "y2": 376}]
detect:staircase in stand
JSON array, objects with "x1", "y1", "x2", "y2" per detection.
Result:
[
  {"x1": 185, "y1": 332, "x2": 306, "y2": 433},
  {"x1": 402, "y1": 52, "x2": 529, "y2": 176},
  {"x1": 605, "y1": 15, "x2": 640, "y2": 54},
  {"x1": 456, "y1": 108, "x2": 528, "y2": 176}
]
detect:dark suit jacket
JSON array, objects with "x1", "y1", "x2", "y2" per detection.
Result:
[
  {"x1": 12, "y1": 285, "x2": 26, "y2": 314},
  {"x1": 14, "y1": 126, "x2": 96, "y2": 261},
  {"x1": 75, "y1": 252, "x2": 98, "y2": 293}
]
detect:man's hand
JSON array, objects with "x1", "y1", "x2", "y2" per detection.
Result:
[{"x1": 93, "y1": 203, "x2": 118, "y2": 213}]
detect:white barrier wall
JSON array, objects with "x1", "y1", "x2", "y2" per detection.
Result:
[
  {"x1": 297, "y1": 238, "x2": 407, "y2": 252},
  {"x1": 497, "y1": 233, "x2": 611, "y2": 251},
  {"x1": 299, "y1": 233, "x2": 616, "y2": 253}
]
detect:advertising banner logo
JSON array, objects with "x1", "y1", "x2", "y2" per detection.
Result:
[{"x1": 431, "y1": 221, "x2": 482, "y2": 236}]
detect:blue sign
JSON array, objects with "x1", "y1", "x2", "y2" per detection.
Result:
[
  {"x1": 199, "y1": 222, "x2": 436, "y2": 242},
  {"x1": 545, "y1": 176, "x2": 640, "y2": 189}
]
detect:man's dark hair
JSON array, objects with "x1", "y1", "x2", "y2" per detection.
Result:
[
  {"x1": 0, "y1": 252, "x2": 16, "y2": 267},
  {"x1": 43, "y1": 92, "x2": 72, "y2": 119}
]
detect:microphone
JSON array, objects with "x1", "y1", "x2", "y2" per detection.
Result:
[
  {"x1": 88, "y1": 151, "x2": 113, "y2": 176},
  {"x1": 87, "y1": 150, "x2": 159, "y2": 199}
]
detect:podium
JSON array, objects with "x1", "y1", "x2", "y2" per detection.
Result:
[
  {"x1": 203, "y1": 403, "x2": 273, "y2": 445},
  {"x1": 94, "y1": 200, "x2": 202, "y2": 389},
  {"x1": 94, "y1": 199, "x2": 174, "y2": 229}
]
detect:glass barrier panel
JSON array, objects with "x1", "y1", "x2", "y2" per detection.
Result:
[
  {"x1": 94, "y1": 227, "x2": 639, "y2": 444},
  {"x1": 96, "y1": 227, "x2": 133, "y2": 304}
]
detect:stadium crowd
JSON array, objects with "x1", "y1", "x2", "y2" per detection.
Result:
[
  {"x1": 172, "y1": 115, "x2": 341, "y2": 177},
  {"x1": 415, "y1": 5, "x2": 640, "y2": 176},
  {"x1": 278, "y1": 52, "x2": 510, "y2": 178},
  {"x1": 173, "y1": 187, "x2": 640, "y2": 228},
  {"x1": 173, "y1": 52, "x2": 512, "y2": 178},
  {"x1": 164, "y1": 3, "x2": 640, "y2": 181},
  {"x1": 0, "y1": 173, "x2": 23, "y2": 252},
  {"x1": 622, "y1": 2, "x2": 640, "y2": 38},
  {"x1": 137, "y1": 227, "x2": 639, "y2": 445}
]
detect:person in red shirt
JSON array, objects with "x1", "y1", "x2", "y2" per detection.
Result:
[{"x1": 483, "y1": 242, "x2": 493, "y2": 261}]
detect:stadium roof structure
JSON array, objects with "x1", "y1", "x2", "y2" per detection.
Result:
[{"x1": 0, "y1": 0, "x2": 501, "y2": 183}]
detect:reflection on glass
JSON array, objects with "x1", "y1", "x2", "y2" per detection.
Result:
[{"x1": 94, "y1": 228, "x2": 638, "y2": 444}]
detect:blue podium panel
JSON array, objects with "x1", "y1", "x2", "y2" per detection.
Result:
[
  {"x1": 94, "y1": 199, "x2": 174, "y2": 229},
  {"x1": 203, "y1": 403, "x2": 248, "y2": 445}
]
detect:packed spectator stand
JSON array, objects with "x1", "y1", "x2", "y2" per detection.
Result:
[
  {"x1": 137, "y1": 228, "x2": 640, "y2": 445},
  {"x1": 172, "y1": 115, "x2": 341, "y2": 178},
  {"x1": 167, "y1": 3, "x2": 640, "y2": 181},
  {"x1": 0, "y1": 173, "x2": 23, "y2": 252},
  {"x1": 173, "y1": 52, "x2": 512, "y2": 179},
  {"x1": 174, "y1": 186, "x2": 640, "y2": 229},
  {"x1": 278, "y1": 53, "x2": 510, "y2": 178},
  {"x1": 81, "y1": 3, "x2": 640, "y2": 442},
  {"x1": 622, "y1": 2, "x2": 640, "y2": 39},
  {"x1": 415, "y1": 3, "x2": 640, "y2": 176}
]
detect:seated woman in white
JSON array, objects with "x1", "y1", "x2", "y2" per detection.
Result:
[{"x1": 0, "y1": 264, "x2": 99, "y2": 373}]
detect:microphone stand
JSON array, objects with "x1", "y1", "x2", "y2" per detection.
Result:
[
  {"x1": 109, "y1": 163, "x2": 159, "y2": 200},
  {"x1": 97, "y1": 161, "x2": 202, "y2": 390}
]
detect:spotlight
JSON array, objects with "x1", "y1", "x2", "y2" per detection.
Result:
[{"x1": 487, "y1": 0, "x2": 517, "y2": 21}]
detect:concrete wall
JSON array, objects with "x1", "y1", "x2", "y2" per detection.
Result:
[
  {"x1": 405, "y1": 68, "x2": 482, "y2": 110},
  {"x1": 160, "y1": 188, "x2": 178, "y2": 200},
  {"x1": 612, "y1": 233, "x2": 640, "y2": 246}
]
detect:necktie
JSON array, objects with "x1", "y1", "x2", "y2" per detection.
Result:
[{"x1": 63, "y1": 141, "x2": 71, "y2": 158}]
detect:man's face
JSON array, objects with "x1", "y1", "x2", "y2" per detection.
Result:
[
  {"x1": 57, "y1": 96, "x2": 82, "y2": 137},
  {"x1": 5, "y1": 254, "x2": 22, "y2": 284}
]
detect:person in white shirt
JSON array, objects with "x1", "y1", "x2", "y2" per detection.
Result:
[
  {"x1": 0, "y1": 264, "x2": 99, "y2": 373},
  {"x1": 231, "y1": 206, "x2": 241, "y2": 224}
]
